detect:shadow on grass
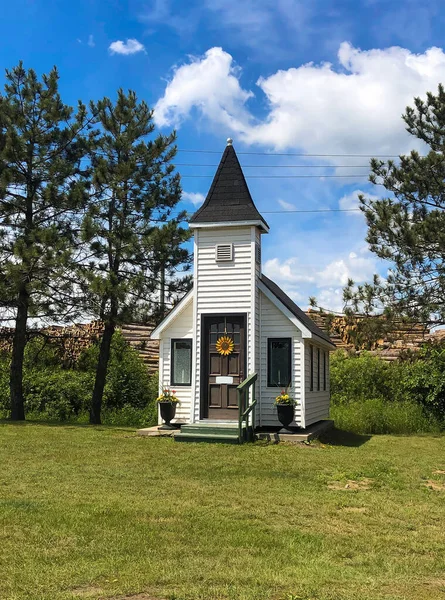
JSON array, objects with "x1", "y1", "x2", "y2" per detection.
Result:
[
  {"x1": 0, "y1": 419, "x2": 139, "y2": 433},
  {"x1": 319, "y1": 427, "x2": 371, "y2": 447}
]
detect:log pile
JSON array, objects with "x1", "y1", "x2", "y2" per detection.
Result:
[
  {"x1": 119, "y1": 323, "x2": 159, "y2": 374},
  {"x1": 0, "y1": 321, "x2": 160, "y2": 374},
  {"x1": 0, "y1": 322, "x2": 105, "y2": 367},
  {"x1": 305, "y1": 309, "x2": 432, "y2": 360}
]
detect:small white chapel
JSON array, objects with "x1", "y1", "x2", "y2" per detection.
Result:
[{"x1": 151, "y1": 139, "x2": 335, "y2": 442}]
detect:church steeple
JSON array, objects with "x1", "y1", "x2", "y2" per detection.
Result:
[{"x1": 189, "y1": 139, "x2": 269, "y2": 232}]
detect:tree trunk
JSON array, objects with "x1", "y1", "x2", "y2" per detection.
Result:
[
  {"x1": 90, "y1": 321, "x2": 115, "y2": 424},
  {"x1": 10, "y1": 289, "x2": 29, "y2": 421},
  {"x1": 160, "y1": 264, "x2": 165, "y2": 318}
]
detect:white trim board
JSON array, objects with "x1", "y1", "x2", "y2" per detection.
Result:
[
  {"x1": 189, "y1": 220, "x2": 269, "y2": 233},
  {"x1": 150, "y1": 290, "x2": 194, "y2": 339}
]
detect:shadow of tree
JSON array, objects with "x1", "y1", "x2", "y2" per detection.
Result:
[
  {"x1": 319, "y1": 427, "x2": 371, "y2": 447},
  {"x1": 0, "y1": 419, "x2": 134, "y2": 433}
]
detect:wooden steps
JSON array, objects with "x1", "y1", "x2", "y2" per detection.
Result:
[{"x1": 174, "y1": 421, "x2": 244, "y2": 444}]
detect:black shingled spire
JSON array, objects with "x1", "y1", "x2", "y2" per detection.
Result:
[{"x1": 189, "y1": 140, "x2": 269, "y2": 231}]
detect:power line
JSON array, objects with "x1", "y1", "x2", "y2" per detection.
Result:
[
  {"x1": 261, "y1": 208, "x2": 361, "y2": 213},
  {"x1": 177, "y1": 149, "x2": 403, "y2": 158},
  {"x1": 163, "y1": 208, "x2": 362, "y2": 217},
  {"x1": 175, "y1": 163, "x2": 373, "y2": 168},
  {"x1": 181, "y1": 174, "x2": 370, "y2": 178}
]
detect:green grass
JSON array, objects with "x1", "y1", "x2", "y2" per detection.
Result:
[
  {"x1": 1, "y1": 424, "x2": 445, "y2": 600},
  {"x1": 331, "y1": 398, "x2": 442, "y2": 434}
]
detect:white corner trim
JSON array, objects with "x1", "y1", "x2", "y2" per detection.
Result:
[
  {"x1": 150, "y1": 289, "x2": 194, "y2": 339},
  {"x1": 299, "y1": 340, "x2": 306, "y2": 429},
  {"x1": 190, "y1": 229, "x2": 199, "y2": 424},
  {"x1": 250, "y1": 226, "x2": 256, "y2": 379},
  {"x1": 257, "y1": 280, "x2": 312, "y2": 338}
]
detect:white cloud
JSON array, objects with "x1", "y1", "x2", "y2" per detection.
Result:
[
  {"x1": 339, "y1": 189, "x2": 381, "y2": 213},
  {"x1": 277, "y1": 199, "x2": 295, "y2": 211},
  {"x1": 315, "y1": 288, "x2": 345, "y2": 313},
  {"x1": 155, "y1": 43, "x2": 445, "y2": 158},
  {"x1": 263, "y1": 250, "x2": 378, "y2": 311},
  {"x1": 264, "y1": 258, "x2": 315, "y2": 283},
  {"x1": 317, "y1": 252, "x2": 376, "y2": 287},
  {"x1": 182, "y1": 191, "x2": 205, "y2": 206},
  {"x1": 88, "y1": 34, "x2": 95, "y2": 48},
  {"x1": 109, "y1": 39, "x2": 145, "y2": 56},
  {"x1": 266, "y1": 252, "x2": 376, "y2": 289},
  {"x1": 154, "y1": 47, "x2": 253, "y2": 131}
]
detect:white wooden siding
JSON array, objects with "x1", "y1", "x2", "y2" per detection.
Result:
[
  {"x1": 259, "y1": 292, "x2": 303, "y2": 427},
  {"x1": 254, "y1": 229, "x2": 261, "y2": 378},
  {"x1": 193, "y1": 226, "x2": 254, "y2": 421},
  {"x1": 304, "y1": 341, "x2": 330, "y2": 426},
  {"x1": 159, "y1": 300, "x2": 194, "y2": 424}
]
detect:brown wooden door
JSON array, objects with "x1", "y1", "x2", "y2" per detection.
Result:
[{"x1": 203, "y1": 315, "x2": 245, "y2": 420}]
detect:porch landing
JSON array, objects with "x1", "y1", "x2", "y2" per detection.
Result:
[
  {"x1": 256, "y1": 419, "x2": 334, "y2": 443},
  {"x1": 136, "y1": 419, "x2": 333, "y2": 443}
]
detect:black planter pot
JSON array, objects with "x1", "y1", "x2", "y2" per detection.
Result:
[
  {"x1": 159, "y1": 402, "x2": 178, "y2": 430},
  {"x1": 276, "y1": 403, "x2": 295, "y2": 432}
]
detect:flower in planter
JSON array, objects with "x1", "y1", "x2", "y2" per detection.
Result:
[
  {"x1": 274, "y1": 387, "x2": 296, "y2": 406},
  {"x1": 156, "y1": 388, "x2": 179, "y2": 403}
]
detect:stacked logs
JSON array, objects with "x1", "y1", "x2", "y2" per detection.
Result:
[
  {"x1": 0, "y1": 321, "x2": 105, "y2": 367},
  {"x1": 119, "y1": 323, "x2": 159, "y2": 373},
  {"x1": 305, "y1": 309, "x2": 432, "y2": 360},
  {"x1": 0, "y1": 321, "x2": 160, "y2": 374}
]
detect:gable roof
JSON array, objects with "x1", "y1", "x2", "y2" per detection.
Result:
[
  {"x1": 189, "y1": 142, "x2": 269, "y2": 232},
  {"x1": 260, "y1": 274, "x2": 335, "y2": 346}
]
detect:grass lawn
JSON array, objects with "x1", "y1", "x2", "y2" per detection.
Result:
[{"x1": 1, "y1": 425, "x2": 445, "y2": 600}]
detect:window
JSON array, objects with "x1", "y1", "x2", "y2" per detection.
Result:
[
  {"x1": 171, "y1": 339, "x2": 192, "y2": 386},
  {"x1": 267, "y1": 338, "x2": 291, "y2": 387},
  {"x1": 323, "y1": 351, "x2": 327, "y2": 391},
  {"x1": 310, "y1": 345, "x2": 314, "y2": 391},
  {"x1": 317, "y1": 348, "x2": 320, "y2": 391}
]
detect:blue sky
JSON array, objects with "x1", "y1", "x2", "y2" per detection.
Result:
[{"x1": 2, "y1": 0, "x2": 445, "y2": 311}]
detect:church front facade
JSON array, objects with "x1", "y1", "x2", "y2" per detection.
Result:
[{"x1": 151, "y1": 141, "x2": 335, "y2": 430}]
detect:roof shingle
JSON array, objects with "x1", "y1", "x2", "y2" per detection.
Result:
[{"x1": 189, "y1": 143, "x2": 269, "y2": 230}]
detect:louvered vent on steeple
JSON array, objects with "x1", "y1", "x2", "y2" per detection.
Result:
[{"x1": 215, "y1": 243, "x2": 233, "y2": 262}]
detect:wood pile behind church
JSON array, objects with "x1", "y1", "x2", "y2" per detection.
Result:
[
  {"x1": 0, "y1": 321, "x2": 159, "y2": 374},
  {"x1": 1, "y1": 312, "x2": 442, "y2": 368},
  {"x1": 119, "y1": 323, "x2": 159, "y2": 373},
  {"x1": 305, "y1": 309, "x2": 439, "y2": 360}
]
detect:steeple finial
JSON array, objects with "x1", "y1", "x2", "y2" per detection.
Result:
[{"x1": 226, "y1": 137, "x2": 233, "y2": 146}]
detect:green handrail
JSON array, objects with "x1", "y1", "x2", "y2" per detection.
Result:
[{"x1": 237, "y1": 373, "x2": 258, "y2": 443}]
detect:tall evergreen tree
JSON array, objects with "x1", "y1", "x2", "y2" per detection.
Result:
[
  {"x1": 80, "y1": 90, "x2": 191, "y2": 425},
  {"x1": 343, "y1": 84, "x2": 445, "y2": 328},
  {"x1": 0, "y1": 63, "x2": 89, "y2": 420}
]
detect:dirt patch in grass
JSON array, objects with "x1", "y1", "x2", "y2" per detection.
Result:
[
  {"x1": 424, "y1": 479, "x2": 445, "y2": 491},
  {"x1": 328, "y1": 478, "x2": 373, "y2": 490},
  {"x1": 117, "y1": 595, "x2": 165, "y2": 600},
  {"x1": 433, "y1": 469, "x2": 445, "y2": 475},
  {"x1": 71, "y1": 585, "x2": 104, "y2": 597},
  {"x1": 425, "y1": 577, "x2": 445, "y2": 588},
  {"x1": 339, "y1": 506, "x2": 367, "y2": 513}
]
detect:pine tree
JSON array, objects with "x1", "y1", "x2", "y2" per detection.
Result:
[
  {"x1": 80, "y1": 90, "x2": 191, "y2": 424},
  {"x1": 344, "y1": 84, "x2": 445, "y2": 328},
  {"x1": 0, "y1": 63, "x2": 89, "y2": 420}
]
